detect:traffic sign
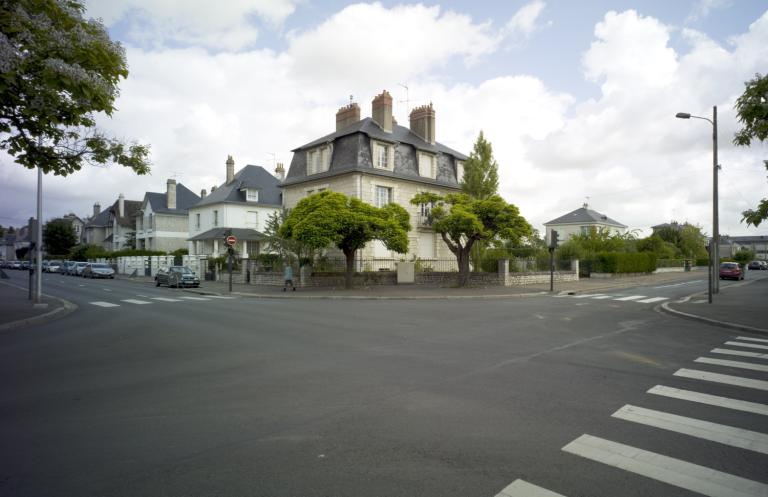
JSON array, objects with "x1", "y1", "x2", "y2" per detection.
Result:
[{"x1": 226, "y1": 235, "x2": 237, "y2": 246}]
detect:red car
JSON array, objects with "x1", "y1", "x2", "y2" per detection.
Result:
[{"x1": 719, "y1": 262, "x2": 744, "y2": 280}]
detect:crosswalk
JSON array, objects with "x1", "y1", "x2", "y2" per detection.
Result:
[
  {"x1": 555, "y1": 293, "x2": 670, "y2": 304},
  {"x1": 493, "y1": 335, "x2": 768, "y2": 497},
  {"x1": 89, "y1": 295, "x2": 236, "y2": 308}
]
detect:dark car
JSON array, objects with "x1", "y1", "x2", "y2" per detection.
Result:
[
  {"x1": 156, "y1": 266, "x2": 200, "y2": 288},
  {"x1": 748, "y1": 261, "x2": 764, "y2": 270},
  {"x1": 719, "y1": 262, "x2": 744, "y2": 280}
]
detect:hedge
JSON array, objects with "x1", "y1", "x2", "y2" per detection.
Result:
[{"x1": 591, "y1": 252, "x2": 656, "y2": 273}]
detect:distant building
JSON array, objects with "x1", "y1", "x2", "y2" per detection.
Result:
[
  {"x1": 719, "y1": 235, "x2": 768, "y2": 261},
  {"x1": 544, "y1": 203, "x2": 627, "y2": 246},
  {"x1": 61, "y1": 213, "x2": 86, "y2": 244},
  {"x1": 136, "y1": 180, "x2": 200, "y2": 252}
]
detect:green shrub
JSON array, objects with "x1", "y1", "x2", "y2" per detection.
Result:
[
  {"x1": 592, "y1": 252, "x2": 656, "y2": 273},
  {"x1": 695, "y1": 258, "x2": 709, "y2": 266},
  {"x1": 480, "y1": 248, "x2": 510, "y2": 273},
  {"x1": 656, "y1": 259, "x2": 684, "y2": 268}
]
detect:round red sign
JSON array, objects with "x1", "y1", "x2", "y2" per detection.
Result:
[{"x1": 226, "y1": 235, "x2": 237, "y2": 246}]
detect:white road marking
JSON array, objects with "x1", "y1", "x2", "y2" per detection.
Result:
[
  {"x1": 591, "y1": 295, "x2": 615, "y2": 299},
  {"x1": 178, "y1": 296, "x2": 210, "y2": 301},
  {"x1": 495, "y1": 479, "x2": 567, "y2": 497},
  {"x1": 674, "y1": 368, "x2": 768, "y2": 391},
  {"x1": 90, "y1": 301, "x2": 120, "y2": 308},
  {"x1": 206, "y1": 295, "x2": 236, "y2": 299},
  {"x1": 637, "y1": 297, "x2": 668, "y2": 303},
  {"x1": 711, "y1": 348, "x2": 768, "y2": 360},
  {"x1": 102, "y1": 288, "x2": 112, "y2": 292},
  {"x1": 647, "y1": 385, "x2": 768, "y2": 416},
  {"x1": 573, "y1": 294, "x2": 607, "y2": 299},
  {"x1": 692, "y1": 299, "x2": 709, "y2": 304},
  {"x1": 121, "y1": 299, "x2": 152, "y2": 305},
  {"x1": 151, "y1": 297, "x2": 183, "y2": 302},
  {"x1": 562, "y1": 434, "x2": 768, "y2": 497},
  {"x1": 612, "y1": 404, "x2": 768, "y2": 454},
  {"x1": 695, "y1": 357, "x2": 768, "y2": 372},
  {"x1": 613, "y1": 295, "x2": 646, "y2": 301},
  {"x1": 736, "y1": 336, "x2": 768, "y2": 344},
  {"x1": 725, "y1": 341, "x2": 768, "y2": 350},
  {"x1": 136, "y1": 294, "x2": 149, "y2": 298},
  {"x1": 653, "y1": 280, "x2": 704, "y2": 289}
]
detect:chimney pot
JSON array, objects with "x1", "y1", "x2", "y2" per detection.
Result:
[
  {"x1": 211, "y1": 185, "x2": 217, "y2": 192},
  {"x1": 336, "y1": 102, "x2": 361, "y2": 131},
  {"x1": 167, "y1": 179, "x2": 177, "y2": 210},
  {"x1": 226, "y1": 155, "x2": 235, "y2": 184},
  {"x1": 93, "y1": 202, "x2": 101, "y2": 218},
  {"x1": 201, "y1": 189, "x2": 207, "y2": 198},
  {"x1": 275, "y1": 162, "x2": 285, "y2": 181},
  {"x1": 409, "y1": 102, "x2": 436, "y2": 145},
  {"x1": 372, "y1": 90, "x2": 393, "y2": 133}
]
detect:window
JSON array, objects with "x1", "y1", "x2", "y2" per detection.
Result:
[
  {"x1": 580, "y1": 226, "x2": 589, "y2": 235},
  {"x1": 213, "y1": 210, "x2": 219, "y2": 227},
  {"x1": 418, "y1": 152, "x2": 436, "y2": 179},
  {"x1": 149, "y1": 213, "x2": 154, "y2": 230},
  {"x1": 307, "y1": 145, "x2": 331, "y2": 175},
  {"x1": 375, "y1": 186, "x2": 392, "y2": 208},
  {"x1": 373, "y1": 141, "x2": 393, "y2": 170},
  {"x1": 246, "y1": 211, "x2": 258, "y2": 228},
  {"x1": 246, "y1": 189, "x2": 259, "y2": 202},
  {"x1": 456, "y1": 160, "x2": 464, "y2": 183},
  {"x1": 195, "y1": 213, "x2": 200, "y2": 229}
]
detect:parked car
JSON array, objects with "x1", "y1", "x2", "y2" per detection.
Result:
[
  {"x1": 21, "y1": 261, "x2": 30, "y2": 270},
  {"x1": 719, "y1": 262, "x2": 744, "y2": 280},
  {"x1": 156, "y1": 266, "x2": 200, "y2": 288},
  {"x1": 83, "y1": 263, "x2": 115, "y2": 279},
  {"x1": 747, "y1": 261, "x2": 763, "y2": 270},
  {"x1": 74, "y1": 262, "x2": 88, "y2": 276},
  {"x1": 42, "y1": 260, "x2": 50, "y2": 272},
  {"x1": 10, "y1": 261, "x2": 22, "y2": 269},
  {"x1": 63, "y1": 261, "x2": 78, "y2": 275}
]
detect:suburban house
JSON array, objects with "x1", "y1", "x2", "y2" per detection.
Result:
[
  {"x1": 83, "y1": 202, "x2": 109, "y2": 248},
  {"x1": 84, "y1": 196, "x2": 141, "y2": 251},
  {"x1": 719, "y1": 235, "x2": 768, "y2": 261},
  {"x1": 544, "y1": 203, "x2": 627, "y2": 246},
  {"x1": 187, "y1": 156, "x2": 282, "y2": 258},
  {"x1": 281, "y1": 91, "x2": 467, "y2": 262},
  {"x1": 135, "y1": 179, "x2": 200, "y2": 252},
  {"x1": 61, "y1": 213, "x2": 86, "y2": 244}
]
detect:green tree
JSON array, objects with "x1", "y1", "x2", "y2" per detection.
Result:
[
  {"x1": 43, "y1": 218, "x2": 76, "y2": 255},
  {"x1": 0, "y1": 0, "x2": 151, "y2": 176},
  {"x1": 412, "y1": 192, "x2": 531, "y2": 286},
  {"x1": 280, "y1": 191, "x2": 411, "y2": 289},
  {"x1": 732, "y1": 248, "x2": 755, "y2": 266},
  {"x1": 460, "y1": 131, "x2": 499, "y2": 200},
  {"x1": 733, "y1": 73, "x2": 768, "y2": 226},
  {"x1": 16, "y1": 246, "x2": 30, "y2": 260},
  {"x1": 264, "y1": 210, "x2": 315, "y2": 267},
  {"x1": 636, "y1": 234, "x2": 678, "y2": 260},
  {"x1": 565, "y1": 227, "x2": 635, "y2": 259}
]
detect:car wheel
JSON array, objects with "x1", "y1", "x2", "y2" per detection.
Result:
[{"x1": 155, "y1": 279, "x2": 160, "y2": 287}]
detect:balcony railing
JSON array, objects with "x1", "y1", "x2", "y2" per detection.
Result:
[{"x1": 417, "y1": 213, "x2": 433, "y2": 227}]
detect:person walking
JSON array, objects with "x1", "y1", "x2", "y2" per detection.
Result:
[{"x1": 283, "y1": 263, "x2": 295, "y2": 291}]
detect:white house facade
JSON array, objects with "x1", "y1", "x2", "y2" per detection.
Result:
[
  {"x1": 136, "y1": 180, "x2": 200, "y2": 252},
  {"x1": 544, "y1": 203, "x2": 627, "y2": 246}
]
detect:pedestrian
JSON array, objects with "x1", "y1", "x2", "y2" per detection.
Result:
[{"x1": 283, "y1": 263, "x2": 295, "y2": 291}]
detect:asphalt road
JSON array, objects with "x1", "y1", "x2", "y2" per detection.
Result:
[{"x1": 1, "y1": 271, "x2": 766, "y2": 497}]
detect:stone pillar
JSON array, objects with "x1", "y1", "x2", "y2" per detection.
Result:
[
  {"x1": 571, "y1": 259, "x2": 580, "y2": 277},
  {"x1": 498, "y1": 259, "x2": 509, "y2": 286}
]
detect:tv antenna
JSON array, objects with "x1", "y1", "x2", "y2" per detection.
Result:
[
  {"x1": 398, "y1": 83, "x2": 410, "y2": 114},
  {"x1": 266, "y1": 152, "x2": 277, "y2": 168},
  {"x1": 169, "y1": 171, "x2": 184, "y2": 181}
]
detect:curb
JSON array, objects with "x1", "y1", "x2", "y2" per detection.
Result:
[
  {"x1": 0, "y1": 281, "x2": 78, "y2": 332},
  {"x1": 181, "y1": 288, "x2": 550, "y2": 300}
]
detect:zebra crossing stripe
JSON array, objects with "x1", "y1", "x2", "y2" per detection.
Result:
[
  {"x1": 613, "y1": 295, "x2": 646, "y2": 301},
  {"x1": 695, "y1": 357, "x2": 768, "y2": 373},
  {"x1": 647, "y1": 385, "x2": 768, "y2": 416},
  {"x1": 724, "y1": 341, "x2": 768, "y2": 351},
  {"x1": 573, "y1": 294, "x2": 607, "y2": 299},
  {"x1": 711, "y1": 348, "x2": 768, "y2": 360},
  {"x1": 206, "y1": 296, "x2": 236, "y2": 299},
  {"x1": 612, "y1": 404, "x2": 768, "y2": 454},
  {"x1": 178, "y1": 296, "x2": 210, "y2": 301},
  {"x1": 495, "y1": 479, "x2": 567, "y2": 497},
  {"x1": 562, "y1": 434, "x2": 768, "y2": 497},
  {"x1": 151, "y1": 297, "x2": 183, "y2": 302},
  {"x1": 735, "y1": 336, "x2": 768, "y2": 344},
  {"x1": 90, "y1": 301, "x2": 120, "y2": 307},
  {"x1": 121, "y1": 299, "x2": 152, "y2": 305},
  {"x1": 636, "y1": 297, "x2": 668, "y2": 303},
  {"x1": 591, "y1": 295, "x2": 615, "y2": 299},
  {"x1": 674, "y1": 368, "x2": 768, "y2": 391}
]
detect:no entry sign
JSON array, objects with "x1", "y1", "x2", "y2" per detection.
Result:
[{"x1": 226, "y1": 235, "x2": 237, "y2": 246}]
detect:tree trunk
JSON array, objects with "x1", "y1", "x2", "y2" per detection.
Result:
[
  {"x1": 344, "y1": 249, "x2": 355, "y2": 289},
  {"x1": 457, "y1": 247, "x2": 471, "y2": 287}
]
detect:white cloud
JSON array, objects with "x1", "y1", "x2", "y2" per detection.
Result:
[
  {"x1": 505, "y1": 0, "x2": 547, "y2": 37},
  {"x1": 686, "y1": 0, "x2": 732, "y2": 23}
]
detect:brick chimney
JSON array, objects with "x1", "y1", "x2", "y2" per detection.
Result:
[
  {"x1": 200, "y1": 188, "x2": 207, "y2": 199},
  {"x1": 410, "y1": 103, "x2": 435, "y2": 144},
  {"x1": 275, "y1": 162, "x2": 285, "y2": 181},
  {"x1": 118, "y1": 194, "x2": 125, "y2": 217},
  {"x1": 93, "y1": 202, "x2": 100, "y2": 218},
  {"x1": 336, "y1": 102, "x2": 361, "y2": 131},
  {"x1": 226, "y1": 155, "x2": 235, "y2": 184},
  {"x1": 211, "y1": 185, "x2": 217, "y2": 192},
  {"x1": 372, "y1": 90, "x2": 393, "y2": 133},
  {"x1": 167, "y1": 179, "x2": 177, "y2": 210}
]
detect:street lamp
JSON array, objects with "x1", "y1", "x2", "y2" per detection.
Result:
[{"x1": 676, "y1": 107, "x2": 719, "y2": 304}]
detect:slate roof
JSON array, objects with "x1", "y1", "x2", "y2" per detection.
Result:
[
  {"x1": 144, "y1": 183, "x2": 201, "y2": 215},
  {"x1": 187, "y1": 227, "x2": 266, "y2": 242},
  {"x1": 544, "y1": 206, "x2": 627, "y2": 228},
  {"x1": 194, "y1": 165, "x2": 281, "y2": 208},
  {"x1": 110, "y1": 200, "x2": 142, "y2": 228},
  {"x1": 85, "y1": 206, "x2": 111, "y2": 228},
  {"x1": 721, "y1": 235, "x2": 768, "y2": 243}
]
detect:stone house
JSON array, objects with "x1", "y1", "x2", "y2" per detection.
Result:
[
  {"x1": 135, "y1": 180, "x2": 200, "y2": 252},
  {"x1": 107, "y1": 195, "x2": 142, "y2": 251},
  {"x1": 544, "y1": 203, "x2": 627, "y2": 246},
  {"x1": 61, "y1": 213, "x2": 85, "y2": 244},
  {"x1": 281, "y1": 91, "x2": 467, "y2": 262},
  {"x1": 187, "y1": 157, "x2": 282, "y2": 257},
  {"x1": 83, "y1": 202, "x2": 109, "y2": 248}
]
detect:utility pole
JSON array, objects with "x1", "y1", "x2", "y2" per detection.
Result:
[{"x1": 712, "y1": 106, "x2": 719, "y2": 294}]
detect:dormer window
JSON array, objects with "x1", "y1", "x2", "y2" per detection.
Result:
[
  {"x1": 307, "y1": 145, "x2": 332, "y2": 175},
  {"x1": 456, "y1": 160, "x2": 464, "y2": 183},
  {"x1": 246, "y1": 188, "x2": 259, "y2": 202},
  {"x1": 418, "y1": 152, "x2": 436, "y2": 179},
  {"x1": 372, "y1": 140, "x2": 393, "y2": 170}
]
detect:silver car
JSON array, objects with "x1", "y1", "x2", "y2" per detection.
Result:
[
  {"x1": 83, "y1": 263, "x2": 115, "y2": 279},
  {"x1": 74, "y1": 262, "x2": 88, "y2": 276}
]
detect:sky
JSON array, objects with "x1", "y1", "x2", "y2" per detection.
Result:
[{"x1": 1, "y1": 0, "x2": 767, "y2": 239}]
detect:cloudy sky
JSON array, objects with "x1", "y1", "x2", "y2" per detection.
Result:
[{"x1": 1, "y1": 0, "x2": 767, "y2": 239}]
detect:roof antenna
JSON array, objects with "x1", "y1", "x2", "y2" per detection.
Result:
[
  {"x1": 583, "y1": 196, "x2": 590, "y2": 209},
  {"x1": 349, "y1": 94, "x2": 354, "y2": 105},
  {"x1": 398, "y1": 83, "x2": 410, "y2": 114},
  {"x1": 266, "y1": 152, "x2": 276, "y2": 169},
  {"x1": 169, "y1": 171, "x2": 184, "y2": 180}
]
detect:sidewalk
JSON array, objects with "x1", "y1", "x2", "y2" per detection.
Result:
[
  {"x1": 119, "y1": 270, "x2": 707, "y2": 299},
  {"x1": 662, "y1": 275, "x2": 768, "y2": 335},
  {"x1": 0, "y1": 278, "x2": 76, "y2": 332}
]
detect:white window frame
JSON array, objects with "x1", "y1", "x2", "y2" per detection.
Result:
[
  {"x1": 418, "y1": 152, "x2": 436, "y2": 179},
  {"x1": 372, "y1": 141, "x2": 393, "y2": 171},
  {"x1": 246, "y1": 210, "x2": 258, "y2": 229},
  {"x1": 246, "y1": 189, "x2": 259, "y2": 202},
  {"x1": 375, "y1": 185, "x2": 392, "y2": 208},
  {"x1": 456, "y1": 160, "x2": 464, "y2": 183},
  {"x1": 307, "y1": 145, "x2": 332, "y2": 175}
]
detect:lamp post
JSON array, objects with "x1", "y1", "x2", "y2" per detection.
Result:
[{"x1": 676, "y1": 106, "x2": 719, "y2": 304}]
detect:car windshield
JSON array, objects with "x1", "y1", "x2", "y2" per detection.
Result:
[
  {"x1": 92, "y1": 264, "x2": 110, "y2": 269},
  {"x1": 721, "y1": 263, "x2": 738, "y2": 268},
  {"x1": 171, "y1": 267, "x2": 193, "y2": 274},
  {"x1": 76, "y1": 262, "x2": 87, "y2": 267}
]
